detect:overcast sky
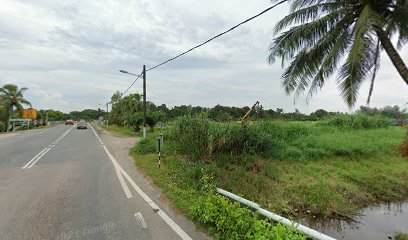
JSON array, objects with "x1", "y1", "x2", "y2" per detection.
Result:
[{"x1": 1, "y1": 0, "x2": 407, "y2": 113}]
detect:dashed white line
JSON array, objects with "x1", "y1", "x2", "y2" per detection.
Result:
[
  {"x1": 89, "y1": 124, "x2": 193, "y2": 240},
  {"x1": 22, "y1": 126, "x2": 74, "y2": 169},
  {"x1": 134, "y1": 212, "x2": 147, "y2": 229}
]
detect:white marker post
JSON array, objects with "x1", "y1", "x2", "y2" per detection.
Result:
[{"x1": 156, "y1": 136, "x2": 162, "y2": 168}]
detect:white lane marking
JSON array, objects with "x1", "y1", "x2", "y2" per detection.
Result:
[
  {"x1": 22, "y1": 126, "x2": 74, "y2": 169},
  {"x1": 22, "y1": 148, "x2": 48, "y2": 169},
  {"x1": 89, "y1": 124, "x2": 192, "y2": 240},
  {"x1": 118, "y1": 166, "x2": 192, "y2": 240},
  {"x1": 25, "y1": 148, "x2": 51, "y2": 169},
  {"x1": 115, "y1": 164, "x2": 133, "y2": 198},
  {"x1": 134, "y1": 212, "x2": 147, "y2": 229},
  {"x1": 89, "y1": 125, "x2": 132, "y2": 198},
  {"x1": 101, "y1": 144, "x2": 133, "y2": 198}
]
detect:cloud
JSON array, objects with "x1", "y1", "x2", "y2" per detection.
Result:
[{"x1": 0, "y1": 0, "x2": 407, "y2": 113}]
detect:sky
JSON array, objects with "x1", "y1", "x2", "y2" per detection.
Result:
[{"x1": 0, "y1": 0, "x2": 407, "y2": 114}]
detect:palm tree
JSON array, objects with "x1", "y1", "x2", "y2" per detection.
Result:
[
  {"x1": 0, "y1": 84, "x2": 31, "y2": 131},
  {"x1": 269, "y1": 0, "x2": 408, "y2": 106}
]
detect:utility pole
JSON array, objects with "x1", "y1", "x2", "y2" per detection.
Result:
[
  {"x1": 143, "y1": 65, "x2": 147, "y2": 139},
  {"x1": 106, "y1": 103, "x2": 109, "y2": 126}
]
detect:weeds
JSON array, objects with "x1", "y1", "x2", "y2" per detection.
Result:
[
  {"x1": 164, "y1": 115, "x2": 403, "y2": 163},
  {"x1": 130, "y1": 115, "x2": 408, "y2": 225},
  {"x1": 319, "y1": 114, "x2": 389, "y2": 129},
  {"x1": 191, "y1": 193, "x2": 306, "y2": 240}
]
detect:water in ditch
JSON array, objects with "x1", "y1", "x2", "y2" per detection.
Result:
[{"x1": 300, "y1": 202, "x2": 408, "y2": 240}]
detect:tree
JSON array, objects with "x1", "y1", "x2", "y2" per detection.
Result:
[
  {"x1": 269, "y1": 0, "x2": 408, "y2": 107},
  {"x1": 47, "y1": 110, "x2": 65, "y2": 121},
  {"x1": 0, "y1": 84, "x2": 31, "y2": 131},
  {"x1": 311, "y1": 109, "x2": 330, "y2": 119}
]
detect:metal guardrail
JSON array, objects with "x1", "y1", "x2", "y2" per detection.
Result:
[{"x1": 216, "y1": 188, "x2": 337, "y2": 240}]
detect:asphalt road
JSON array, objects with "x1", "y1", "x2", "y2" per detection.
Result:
[{"x1": 0, "y1": 125, "x2": 205, "y2": 240}]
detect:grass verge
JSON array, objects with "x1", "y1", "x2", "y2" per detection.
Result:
[
  {"x1": 130, "y1": 147, "x2": 307, "y2": 239},
  {"x1": 130, "y1": 116, "x2": 408, "y2": 238},
  {"x1": 101, "y1": 125, "x2": 140, "y2": 138},
  {"x1": 396, "y1": 232, "x2": 408, "y2": 240}
]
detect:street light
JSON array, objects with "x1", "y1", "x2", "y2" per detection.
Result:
[
  {"x1": 119, "y1": 66, "x2": 147, "y2": 139},
  {"x1": 119, "y1": 70, "x2": 140, "y2": 77}
]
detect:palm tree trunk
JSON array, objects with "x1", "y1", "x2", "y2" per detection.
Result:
[
  {"x1": 375, "y1": 28, "x2": 408, "y2": 85},
  {"x1": 6, "y1": 105, "x2": 12, "y2": 132}
]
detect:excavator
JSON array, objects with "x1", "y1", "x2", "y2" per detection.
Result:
[{"x1": 240, "y1": 101, "x2": 261, "y2": 124}]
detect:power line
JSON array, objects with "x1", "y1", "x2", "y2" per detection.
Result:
[
  {"x1": 118, "y1": 1, "x2": 287, "y2": 101},
  {"x1": 121, "y1": 71, "x2": 143, "y2": 97},
  {"x1": 146, "y1": 0, "x2": 288, "y2": 72}
]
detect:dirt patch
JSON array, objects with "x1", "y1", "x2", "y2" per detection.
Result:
[
  {"x1": 400, "y1": 142, "x2": 408, "y2": 158},
  {"x1": 0, "y1": 132, "x2": 20, "y2": 138}
]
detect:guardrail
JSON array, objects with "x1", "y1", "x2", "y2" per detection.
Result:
[{"x1": 216, "y1": 188, "x2": 336, "y2": 240}]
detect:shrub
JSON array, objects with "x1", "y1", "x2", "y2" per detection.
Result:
[
  {"x1": 135, "y1": 135, "x2": 157, "y2": 154},
  {"x1": 0, "y1": 121, "x2": 6, "y2": 132},
  {"x1": 191, "y1": 193, "x2": 306, "y2": 240},
  {"x1": 162, "y1": 115, "x2": 403, "y2": 162},
  {"x1": 320, "y1": 114, "x2": 388, "y2": 129},
  {"x1": 169, "y1": 115, "x2": 209, "y2": 161}
]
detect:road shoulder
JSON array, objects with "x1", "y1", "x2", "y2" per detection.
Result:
[{"x1": 94, "y1": 125, "x2": 209, "y2": 240}]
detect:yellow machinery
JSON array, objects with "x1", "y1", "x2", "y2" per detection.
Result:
[{"x1": 240, "y1": 101, "x2": 260, "y2": 124}]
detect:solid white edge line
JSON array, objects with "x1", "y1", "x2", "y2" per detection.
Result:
[
  {"x1": 26, "y1": 148, "x2": 51, "y2": 169},
  {"x1": 103, "y1": 145, "x2": 133, "y2": 198},
  {"x1": 118, "y1": 167, "x2": 192, "y2": 240},
  {"x1": 90, "y1": 124, "x2": 192, "y2": 240},
  {"x1": 157, "y1": 210, "x2": 193, "y2": 240},
  {"x1": 22, "y1": 148, "x2": 48, "y2": 169}
]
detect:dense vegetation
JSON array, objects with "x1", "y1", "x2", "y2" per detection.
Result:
[
  {"x1": 130, "y1": 114, "x2": 408, "y2": 238},
  {"x1": 166, "y1": 114, "x2": 392, "y2": 162},
  {"x1": 106, "y1": 90, "x2": 407, "y2": 134}
]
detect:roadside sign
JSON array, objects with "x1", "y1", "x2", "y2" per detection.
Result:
[{"x1": 22, "y1": 108, "x2": 37, "y2": 119}]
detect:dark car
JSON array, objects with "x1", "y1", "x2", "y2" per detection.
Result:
[
  {"x1": 65, "y1": 119, "x2": 74, "y2": 125},
  {"x1": 77, "y1": 120, "x2": 87, "y2": 129}
]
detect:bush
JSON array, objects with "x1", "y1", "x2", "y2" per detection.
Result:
[
  {"x1": 169, "y1": 115, "x2": 209, "y2": 161},
  {"x1": 208, "y1": 122, "x2": 271, "y2": 156},
  {"x1": 135, "y1": 135, "x2": 157, "y2": 154},
  {"x1": 320, "y1": 114, "x2": 388, "y2": 129},
  {"x1": 191, "y1": 193, "x2": 306, "y2": 240},
  {"x1": 166, "y1": 116, "x2": 403, "y2": 162},
  {"x1": 0, "y1": 121, "x2": 6, "y2": 132}
]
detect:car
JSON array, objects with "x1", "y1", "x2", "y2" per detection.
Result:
[
  {"x1": 65, "y1": 119, "x2": 74, "y2": 125},
  {"x1": 77, "y1": 120, "x2": 88, "y2": 129}
]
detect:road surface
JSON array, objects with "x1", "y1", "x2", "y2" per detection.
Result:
[{"x1": 0, "y1": 125, "x2": 206, "y2": 240}]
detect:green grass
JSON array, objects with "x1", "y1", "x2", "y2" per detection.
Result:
[
  {"x1": 396, "y1": 232, "x2": 408, "y2": 240},
  {"x1": 130, "y1": 149, "x2": 306, "y2": 239},
  {"x1": 218, "y1": 154, "x2": 408, "y2": 218},
  {"x1": 130, "y1": 116, "x2": 408, "y2": 237},
  {"x1": 168, "y1": 116, "x2": 404, "y2": 162},
  {"x1": 101, "y1": 125, "x2": 140, "y2": 138}
]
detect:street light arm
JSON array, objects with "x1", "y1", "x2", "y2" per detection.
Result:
[{"x1": 119, "y1": 69, "x2": 142, "y2": 77}]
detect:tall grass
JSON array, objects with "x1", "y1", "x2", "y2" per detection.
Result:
[
  {"x1": 319, "y1": 114, "x2": 388, "y2": 129},
  {"x1": 132, "y1": 115, "x2": 408, "y2": 219},
  {"x1": 165, "y1": 115, "x2": 403, "y2": 163}
]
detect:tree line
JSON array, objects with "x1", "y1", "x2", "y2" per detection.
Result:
[
  {"x1": 1, "y1": 83, "x2": 406, "y2": 133},
  {"x1": 107, "y1": 91, "x2": 407, "y2": 132}
]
